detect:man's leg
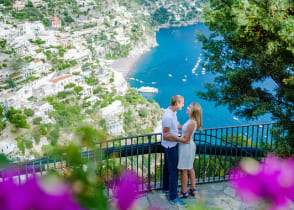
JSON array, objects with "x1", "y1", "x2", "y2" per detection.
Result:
[
  {"x1": 167, "y1": 146, "x2": 178, "y2": 200},
  {"x1": 162, "y1": 147, "x2": 169, "y2": 192}
]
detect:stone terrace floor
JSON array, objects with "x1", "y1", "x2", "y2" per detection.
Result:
[{"x1": 133, "y1": 182, "x2": 294, "y2": 210}]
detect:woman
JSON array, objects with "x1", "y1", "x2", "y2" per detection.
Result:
[{"x1": 164, "y1": 102, "x2": 202, "y2": 198}]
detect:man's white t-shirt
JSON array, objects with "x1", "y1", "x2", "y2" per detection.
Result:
[{"x1": 161, "y1": 108, "x2": 178, "y2": 148}]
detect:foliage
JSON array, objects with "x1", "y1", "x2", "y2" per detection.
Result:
[
  {"x1": 52, "y1": 102, "x2": 83, "y2": 127},
  {"x1": 138, "y1": 108, "x2": 147, "y2": 118},
  {"x1": 98, "y1": 119, "x2": 106, "y2": 131},
  {"x1": 74, "y1": 86, "x2": 83, "y2": 94},
  {"x1": 86, "y1": 77, "x2": 98, "y2": 86},
  {"x1": 197, "y1": 0, "x2": 294, "y2": 156},
  {"x1": 93, "y1": 86, "x2": 102, "y2": 94},
  {"x1": 33, "y1": 117, "x2": 42, "y2": 125},
  {"x1": 151, "y1": 7, "x2": 171, "y2": 25},
  {"x1": 64, "y1": 83, "x2": 75, "y2": 89},
  {"x1": 0, "y1": 39, "x2": 6, "y2": 49},
  {"x1": 6, "y1": 108, "x2": 29, "y2": 129},
  {"x1": 48, "y1": 126, "x2": 59, "y2": 145},
  {"x1": 24, "y1": 108, "x2": 34, "y2": 117},
  {"x1": 123, "y1": 109, "x2": 134, "y2": 125},
  {"x1": 64, "y1": 16, "x2": 74, "y2": 23}
]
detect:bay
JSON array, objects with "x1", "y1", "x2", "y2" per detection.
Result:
[{"x1": 127, "y1": 23, "x2": 273, "y2": 128}]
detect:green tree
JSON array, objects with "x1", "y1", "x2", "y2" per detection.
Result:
[
  {"x1": 74, "y1": 86, "x2": 83, "y2": 94},
  {"x1": 6, "y1": 108, "x2": 29, "y2": 129},
  {"x1": 33, "y1": 117, "x2": 42, "y2": 125},
  {"x1": 138, "y1": 108, "x2": 147, "y2": 118},
  {"x1": 197, "y1": 0, "x2": 294, "y2": 157},
  {"x1": 64, "y1": 16, "x2": 74, "y2": 23},
  {"x1": 48, "y1": 126, "x2": 59, "y2": 145},
  {"x1": 151, "y1": 7, "x2": 171, "y2": 25},
  {"x1": 0, "y1": 39, "x2": 6, "y2": 49},
  {"x1": 24, "y1": 108, "x2": 34, "y2": 117},
  {"x1": 5, "y1": 78, "x2": 16, "y2": 88}
]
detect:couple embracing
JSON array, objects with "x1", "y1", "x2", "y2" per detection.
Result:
[{"x1": 162, "y1": 95, "x2": 202, "y2": 206}]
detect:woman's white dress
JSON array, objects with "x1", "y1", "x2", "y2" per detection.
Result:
[{"x1": 178, "y1": 120, "x2": 197, "y2": 170}]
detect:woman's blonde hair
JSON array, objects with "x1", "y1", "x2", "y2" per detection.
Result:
[{"x1": 190, "y1": 103, "x2": 202, "y2": 131}]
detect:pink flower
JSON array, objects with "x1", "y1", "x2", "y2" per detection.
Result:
[
  {"x1": 112, "y1": 170, "x2": 144, "y2": 210},
  {"x1": 0, "y1": 175, "x2": 80, "y2": 210},
  {"x1": 230, "y1": 155, "x2": 294, "y2": 210}
]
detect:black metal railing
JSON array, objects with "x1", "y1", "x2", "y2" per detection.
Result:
[{"x1": 1, "y1": 123, "x2": 281, "y2": 191}]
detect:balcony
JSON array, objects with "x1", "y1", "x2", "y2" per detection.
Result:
[{"x1": 0, "y1": 122, "x2": 288, "y2": 209}]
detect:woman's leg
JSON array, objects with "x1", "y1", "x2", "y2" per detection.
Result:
[
  {"x1": 188, "y1": 168, "x2": 196, "y2": 196},
  {"x1": 181, "y1": 170, "x2": 188, "y2": 193},
  {"x1": 188, "y1": 169, "x2": 196, "y2": 189}
]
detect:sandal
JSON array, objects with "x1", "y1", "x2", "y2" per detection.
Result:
[
  {"x1": 178, "y1": 191, "x2": 189, "y2": 199},
  {"x1": 189, "y1": 188, "x2": 196, "y2": 197}
]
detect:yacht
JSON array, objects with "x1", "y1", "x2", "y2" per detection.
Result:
[
  {"x1": 168, "y1": 74, "x2": 172, "y2": 77},
  {"x1": 233, "y1": 116, "x2": 239, "y2": 121},
  {"x1": 138, "y1": 86, "x2": 158, "y2": 93},
  {"x1": 182, "y1": 79, "x2": 187, "y2": 82}
]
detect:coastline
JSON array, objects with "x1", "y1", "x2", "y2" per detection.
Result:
[
  {"x1": 112, "y1": 19, "x2": 201, "y2": 78},
  {"x1": 111, "y1": 53, "x2": 144, "y2": 78}
]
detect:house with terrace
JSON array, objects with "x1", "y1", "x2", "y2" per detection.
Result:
[
  {"x1": 99, "y1": 100, "x2": 124, "y2": 136},
  {"x1": 105, "y1": 116, "x2": 124, "y2": 136},
  {"x1": 33, "y1": 101, "x2": 54, "y2": 124},
  {"x1": 0, "y1": 92, "x2": 25, "y2": 110},
  {"x1": 24, "y1": 60, "x2": 52, "y2": 78}
]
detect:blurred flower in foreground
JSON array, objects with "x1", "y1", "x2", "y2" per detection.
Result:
[
  {"x1": 0, "y1": 175, "x2": 80, "y2": 210},
  {"x1": 230, "y1": 155, "x2": 294, "y2": 210},
  {"x1": 112, "y1": 170, "x2": 143, "y2": 210}
]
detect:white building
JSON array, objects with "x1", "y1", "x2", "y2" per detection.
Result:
[
  {"x1": 13, "y1": 1, "x2": 25, "y2": 11},
  {"x1": 81, "y1": 85, "x2": 93, "y2": 97},
  {"x1": 33, "y1": 101, "x2": 54, "y2": 124},
  {"x1": 0, "y1": 140, "x2": 17, "y2": 156},
  {"x1": 69, "y1": 66, "x2": 82, "y2": 74},
  {"x1": 63, "y1": 48, "x2": 91, "y2": 62},
  {"x1": 112, "y1": 71, "x2": 128, "y2": 95},
  {"x1": 24, "y1": 60, "x2": 52, "y2": 78},
  {"x1": 100, "y1": 100, "x2": 124, "y2": 118},
  {"x1": 105, "y1": 116, "x2": 123, "y2": 136},
  {"x1": 0, "y1": 92, "x2": 21, "y2": 110}
]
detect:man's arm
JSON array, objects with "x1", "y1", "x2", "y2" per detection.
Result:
[{"x1": 164, "y1": 122, "x2": 196, "y2": 144}]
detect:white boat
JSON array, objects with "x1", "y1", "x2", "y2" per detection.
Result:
[
  {"x1": 184, "y1": 75, "x2": 187, "y2": 78},
  {"x1": 151, "y1": 82, "x2": 156, "y2": 84},
  {"x1": 233, "y1": 116, "x2": 239, "y2": 121},
  {"x1": 135, "y1": 79, "x2": 139, "y2": 81},
  {"x1": 140, "y1": 81, "x2": 143, "y2": 83},
  {"x1": 129, "y1": 78, "x2": 135, "y2": 80},
  {"x1": 168, "y1": 74, "x2": 172, "y2": 77},
  {"x1": 138, "y1": 86, "x2": 158, "y2": 93},
  {"x1": 182, "y1": 79, "x2": 187, "y2": 82}
]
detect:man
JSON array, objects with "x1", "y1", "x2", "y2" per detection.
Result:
[{"x1": 161, "y1": 95, "x2": 186, "y2": 206}]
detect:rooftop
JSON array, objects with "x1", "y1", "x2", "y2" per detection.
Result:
[{"x1": 50, "y1": 75, "x2": 72, "y2": 83}]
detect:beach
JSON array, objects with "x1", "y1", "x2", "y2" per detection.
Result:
[{"x1": 112, "y1": 53, "x2": 143, "y2": 77}]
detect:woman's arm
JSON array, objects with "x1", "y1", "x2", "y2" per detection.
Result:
[{"x1": 164, "y1": 122, "x2": 195, "y2": 144}]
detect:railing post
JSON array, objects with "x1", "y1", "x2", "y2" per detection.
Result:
[{"x1": 147, "y1": 135, "x2": 151, "y2": 191}]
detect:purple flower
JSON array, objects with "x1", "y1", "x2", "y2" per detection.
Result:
[
  {"x1": 0, "y1": 175, "x2": 80, "y2": 210},
  {"x1": 230, "y1": 155, "x2": 294, "y2": 210},
  {"x1": 113, "y1": 170, "x2": 144, "y2": 210}
]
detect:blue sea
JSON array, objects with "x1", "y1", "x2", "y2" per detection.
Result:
[{"x1": 127, "y1": 23, "x2": 273, "y2": 128}]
